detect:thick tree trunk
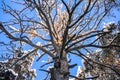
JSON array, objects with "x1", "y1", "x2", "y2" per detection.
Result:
[{"x1": 50, "y1": 51, "x2": 69, "y2": 80}]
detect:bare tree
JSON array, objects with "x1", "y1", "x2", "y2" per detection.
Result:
[{"x1": 0, "y1": 0, "x2": 120, "y2": 80}]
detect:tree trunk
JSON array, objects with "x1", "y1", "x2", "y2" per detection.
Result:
[{"x1": 50, "y1": 51, "x2": 69, "y2": 80}]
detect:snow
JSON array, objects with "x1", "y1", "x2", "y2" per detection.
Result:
[
  {"x1": 7, "y1": 69, "x2": 18, "y2": 77},
  {"x1": 0, "y1": 60, "x2": 8, "y2": 63}
]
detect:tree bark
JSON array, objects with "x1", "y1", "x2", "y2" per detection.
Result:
[{"x1": 50, "y1": 51, "x2": 69, "y2": 80}]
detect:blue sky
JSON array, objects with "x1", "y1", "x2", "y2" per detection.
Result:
[
  {"x1": 0, "y1": 1, "x2": 83, "y2": 79},
  {"x1": 0, "y1": 0, "x2": 120, "y2": 80}
]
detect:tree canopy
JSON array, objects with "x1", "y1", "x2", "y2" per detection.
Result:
[{"x1": 0, "y1": 0, "x2": 120, "y2": 80}]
